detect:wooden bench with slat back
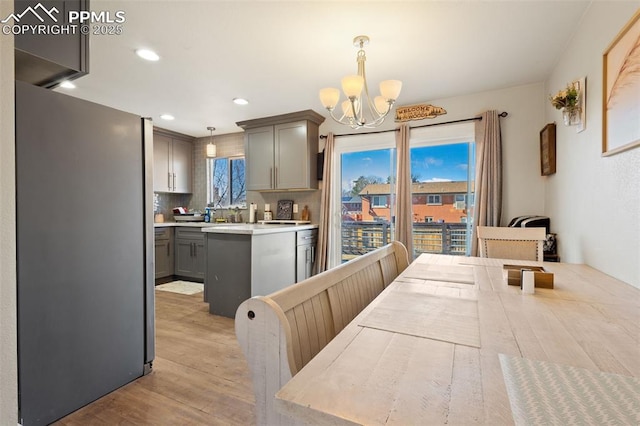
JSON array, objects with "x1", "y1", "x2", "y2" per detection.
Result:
[{"x1": 235, "y1": 242, "x2": 409, "y2": 425}]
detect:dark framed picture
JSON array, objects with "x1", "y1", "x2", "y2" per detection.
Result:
[
  {"x1": 540, "y1": 123, "x2": 556, "y2": 176},
  {"x1": 276, "y1": 200, "x2": 294, "y2": 220}
]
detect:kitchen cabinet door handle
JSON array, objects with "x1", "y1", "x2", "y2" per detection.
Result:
[
  {"x1": 270, "y1": 167, "x2": 273, "y2": 188},
  {"x1": 275, "y1": 167, "x2": 278, "y2": 187},
  {"x1": 168, "y1": 172, "x2": 172, "y2": 191},
  {"x1": 167, "y1": 242, "x2": 170, "y2": 257},
  {"x1": 311, "y1": 246, "x2": 315, "y2": 264},
  {"x1": 173, "y1": 173, "x2": 177, "y2": 191}
]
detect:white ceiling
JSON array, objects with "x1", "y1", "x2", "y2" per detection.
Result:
[{"x1": 57, "y1": 0, "x2": 592, "y2": 137}]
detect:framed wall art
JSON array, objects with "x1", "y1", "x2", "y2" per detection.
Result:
[
  {"x1": 276, "y1": 200, "x2": 294, "y2": 220},
  {"x1": 540, "y1": 123, "x2": 556, "y2": 176},
  {"x1": 602, "y1": 10, "x2": 640, "y2": 156}
]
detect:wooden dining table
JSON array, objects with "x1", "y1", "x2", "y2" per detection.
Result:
[{"x1": 274, "y1": 254, "x2": 640, "y2": 425}]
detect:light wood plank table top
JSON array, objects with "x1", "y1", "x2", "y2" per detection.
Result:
[{"x1": 275, "y1": 254, "x2": 640, "y2": 425}]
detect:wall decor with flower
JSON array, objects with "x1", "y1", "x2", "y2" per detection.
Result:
[{"x1": 550, "y1": 77, "x2": 586, "y2": 132}]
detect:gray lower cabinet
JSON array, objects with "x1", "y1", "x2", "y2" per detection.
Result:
[
  {"x1": 175, "y1": 227, "x2": 205, "y2": 281},
  {"x1": 296, "y1": 229, "x2": 318, "y2": 282},
  {"x1": 154, "y1": 228, "x2": 174, "y2": 279}
]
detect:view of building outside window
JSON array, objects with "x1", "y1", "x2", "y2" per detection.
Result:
[{"x1": 341, "y1": 142, "x2": 474, "y2": 262}]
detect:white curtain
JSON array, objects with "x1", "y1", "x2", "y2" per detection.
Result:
[
  {"x1": 471, "y1": 110, "x2": 503, "y2": 256},
  {"x1": 315, "y1": 133, "x2": 335, "y2": 273},
  {"x1": 395, "y1": 124, "x2": 413, "y2": 257}
]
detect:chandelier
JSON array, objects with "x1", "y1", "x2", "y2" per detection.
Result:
[{"x1": 319, "y1": 35, "x2": 402, "y2": 129}]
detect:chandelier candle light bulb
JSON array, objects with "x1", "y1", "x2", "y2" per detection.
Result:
[{"x1": 319, "y1": 35, "x2": 402, "y2": 129}]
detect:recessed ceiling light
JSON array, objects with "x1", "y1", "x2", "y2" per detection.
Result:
[
  {"x1": 160, "y1": 114, "x2": 175, "y2": 121},
  {"x1": 136, "y1": 49, "x2": 160, "y2": 61},
  {"x1": 233, "y1": 98, "x2": 249, "y2": 105},
  {"x1": 59, "y1": 81, "x2": 76, "y2": 89}
]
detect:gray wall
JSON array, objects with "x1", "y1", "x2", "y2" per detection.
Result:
[{"x1": 0, "y1": 0, "x2": 18, "y2": 423}]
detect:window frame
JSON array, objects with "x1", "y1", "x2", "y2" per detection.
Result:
[
  {"x1": 330, "y1": 122, "x2": 476, "y2": 266},
  {"x1": 427, "y1": 194, "x2": 442, "y2": 205},
  {"x1": 207, "y1": 155, "x2": 247, "y2": 209},
  {"x1": 371, "y1": 195, "x2": 388, "y2": 208}
]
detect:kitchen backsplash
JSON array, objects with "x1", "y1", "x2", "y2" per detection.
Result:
[
  {"x1": 248, "y1": 190, "x2": 321, "y2": 223},
  {"x1": 154, "y1": 192, "x2": 192, "y2": 222}
]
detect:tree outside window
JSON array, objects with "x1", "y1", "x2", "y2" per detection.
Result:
[{"x1": 208, "y1": 157, "x2": 246, "y2": 208}]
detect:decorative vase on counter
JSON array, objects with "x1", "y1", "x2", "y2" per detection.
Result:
[{"x1": 562, "y1": 106, "x2": 581, "y2": 126}]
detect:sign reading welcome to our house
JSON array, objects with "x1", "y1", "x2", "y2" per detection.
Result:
[{"x1": 395, "y1": 104, "x2": 447, "y2": 122}]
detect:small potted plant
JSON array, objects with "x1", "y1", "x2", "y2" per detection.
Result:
[{"x1": 550, "y1": 83, "x2": 581, "y2": 126}]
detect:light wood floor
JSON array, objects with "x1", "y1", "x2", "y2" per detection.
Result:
[{"x1": 54, "y1": 290, "x2": 256, "y2": 425}]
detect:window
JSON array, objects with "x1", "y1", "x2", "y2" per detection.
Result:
[
  {"x1": 207, "y1": 157, "x2": 246, "y2": 208},
  {"x1": 427, "y1": 194, "x2": 442, "y2": 205},
  {"x1": 330, "y1": 125, "x2": 476, "y2": 267},
  {"x1": 371, "y1": 195, "x2": 387, "y2": 207},
  {"x1": 409, "y1": 124, "x2": 476, "y2": 257},
  {"x1": 332, "y1": 133, "x2": 397, "y2": 266}
]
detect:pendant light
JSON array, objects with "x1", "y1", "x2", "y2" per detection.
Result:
[{"x1": 206, "y1": 126, "x2": 216, "y2": 158}]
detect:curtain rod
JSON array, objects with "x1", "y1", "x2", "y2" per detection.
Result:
[{"x1": 319, "y1": 111, "x2": 508, "y2": 139}]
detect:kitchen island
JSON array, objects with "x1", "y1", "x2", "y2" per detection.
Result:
[{"x1": 202, "y1": 224, "x2": 318, "y2": 318}]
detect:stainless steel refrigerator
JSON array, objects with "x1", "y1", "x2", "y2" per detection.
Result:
[{"x1": 15, "y1": 80, "x2": 155, "y2": 425}]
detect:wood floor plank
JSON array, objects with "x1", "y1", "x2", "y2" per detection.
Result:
[{"x1": 53, "y1": 290, "x2": 256, "y2": 425}]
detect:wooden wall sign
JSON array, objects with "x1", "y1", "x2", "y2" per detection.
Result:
[
  {"x1": 395, "y1": 104, "x2": 447, "y2": 122},
  {"x1": 540, "y1": 123, "x2": 556, "y2": 176}
]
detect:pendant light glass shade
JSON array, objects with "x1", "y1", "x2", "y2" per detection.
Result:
[
  {"x1": 380, "y1": 80, "x2": 403, "y2": 101},
  {"x1": 319, "y1": 87, "x2": 340, "y2": 109},
  {"x1": 206, "y1": 126, "x2": 216, "y2": 158},
  {"x1": 341, "y1": 75, "x2": 364, "y2": 98},
  {"x1": 206, "y1": 143, "x2": 216, "y2": 157}
]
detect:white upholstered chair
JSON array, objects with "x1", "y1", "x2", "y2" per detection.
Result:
[{"x1": 477, "y1": 226, "x2": 546, "y2": 261}]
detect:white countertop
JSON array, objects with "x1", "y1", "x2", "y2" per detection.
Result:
[
  {"x1": 201, "y1": 223, "x2": 318, "y2": 235},
  {"x1": 154, "y1": 222, "x2": 219, "y2": 228}
]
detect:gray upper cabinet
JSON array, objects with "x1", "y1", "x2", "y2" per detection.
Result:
[
  {"x1": 238, "y1": 110, "x2": 325, "y2": 191},
  {"x1": 245, "y1": 126, "x2": 275, "y2": 191},
  {"x1": 153, "y1": 129, "x2": 193, "y2": 193},
  {"x1": 14, "y1": 0, "x2": 89, "y2": 88}
]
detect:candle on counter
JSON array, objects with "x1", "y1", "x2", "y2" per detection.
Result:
[{"x1": 265, "y1": 204, "x2": 271, "y2": 212}]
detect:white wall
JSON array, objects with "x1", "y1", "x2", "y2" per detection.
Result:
[
  {"x1": 0, "y1": 0, "x2": 18, "y2": 423},
  {"x1": 545, "y1": 2, "x2": 640, "y2": 288},
  {"x1": 320, "y1": 82, "x2": 548, "y2": 225}
]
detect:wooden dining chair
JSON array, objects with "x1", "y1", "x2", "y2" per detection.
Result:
[{"x1": 477, "y1": 226, "x2": 546, "y2": 261}]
